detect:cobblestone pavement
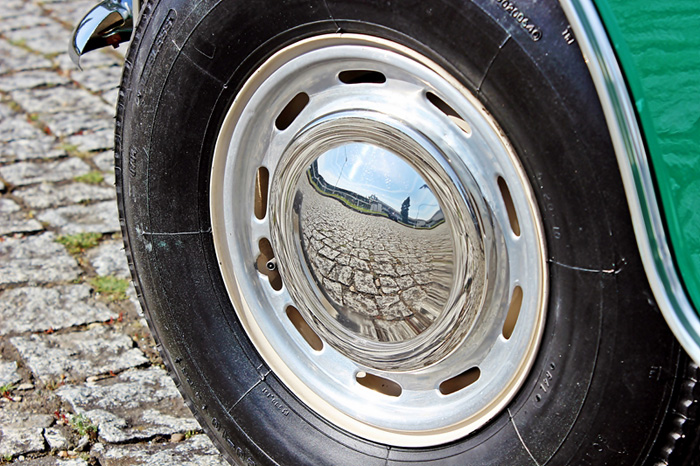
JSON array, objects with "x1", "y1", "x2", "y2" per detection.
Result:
[{"x1": 0, "y1": 1, "x2": 227, "y2": 465}]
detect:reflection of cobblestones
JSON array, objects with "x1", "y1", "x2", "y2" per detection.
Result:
[{"x1": 299, "y1": 180, "x2": 453, "y2": 343}]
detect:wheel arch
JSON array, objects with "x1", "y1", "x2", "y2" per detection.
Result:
[{"x1": 560, "y1": 0, "x2": 700, "y2": 365}]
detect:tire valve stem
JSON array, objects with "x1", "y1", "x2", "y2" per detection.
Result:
[{"x1": 266, "y1": 258, "x2": 278, "y2": 272}]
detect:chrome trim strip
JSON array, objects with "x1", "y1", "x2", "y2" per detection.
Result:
[{"x1": 559, "y1": 0, "x2": 700, "y2": 363}]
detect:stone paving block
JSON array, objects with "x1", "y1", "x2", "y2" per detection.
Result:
[
  {"x1": 0, "y1": 198, "x2": 44, "y2": 236},
  {"x1": 0, "y1": 137, "x2": 64, "y2": 163},
  {"x1": 102, "y1": 87, "x2": 120, "y2": 108},
  {"x1": 0, "y1": 411, "x2": 53, "y2": 458},
  {"x1": 66, "y1": 127, "x2": 115, "y2": 152},
  {"x1": 0, "y1": 40, "x2": 52, "y2": 75},
  {"x1": 42, "y1": 0, "x2": 107, "y2": 28},
  {"x1": 0, "y1": 157, "x2": 90, "y2": 186},
  {"x1": 0, "y1": 285, "x2": 117, "y2": 336},
  {"x1": 87, "y1": 241, "x2": 130, "y2": 279},
  {"x1": 16, "y1": 458, "x2": 88, "y2": 466},
  {"x1": 41, "y1": 110, "x2": 113, "y2": 138},
  {"x1": 0, "y1": 357, "x2": 21, "y2": 387},
  {"x1": 11, "y1": 85, "x2": 114, "y2": 115},
  {"x1": 92, "y1": 151, "x2": 114, "y2": 173},
  {"x1": 0, "y1": 105, "x2": 44, "y2": 139},
  {"x1": 5, "y1": 23, "x2": 71, "y2": 55},
  {"x1": 0, "y1": 106, "x2": 62, "y2": 163},
  {"x1": 58, "y1": 367, "x2": 200, "y2": 444},
  {"x1": 0, "y1": 70, "x2": 70, "y2": 92},
  {"x1": 71, "y1": 65, "x2": 122, "y2": 93},
  {"x1": 104, "y1": 171, "x2": 116, "y2": 186},
  {"x1": 91, "y1": 434, "x2": 227, "y2": 466},
  {"x1": 0, "y1": 232, "x2": 80, "y2": 285},
  {"x1": 0, "y1": 11, "x2": 52, "y2": 33},
  {"x1": 0, "y1": 0, "x2": 42, "y2": 20},
  {"x1": 37, "y1": 200, "x2": 120, "y2": 234},
  {"x1": 55, "y1": 47, "x2": 123, "y2": 71},
  {"x1": 15, "y1": 182, "x2": 115, "y2": 209},
  {"x1": 43, "y1": 427, "x2": 69, "y2": 451},
  {"x1": 11, "y1": 325, "x2": 149, "y2": 383}
]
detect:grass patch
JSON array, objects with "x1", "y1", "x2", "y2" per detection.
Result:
[
  {"x1": 70, "y1": 413, "x2": 98, "y2": 439},
  {"x1": 89, "y1": 275, "x2": 129, "y2": 301},
  {"x1": 56, "y1": 232, "x2": 102, "y2": 255},
  {"x1": 0, "y1": 383, "x2": 15, "y2": 397},
  {"x1": 74, "y1": 170, "x2": 104, "y2": 184}
]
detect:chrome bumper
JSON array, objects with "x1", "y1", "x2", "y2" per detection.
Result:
[{"x1": 68, "y1": 0, "x2": 138, "y2": 66}]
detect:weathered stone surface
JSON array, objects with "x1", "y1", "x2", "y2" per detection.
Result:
[
  {"x1": 87, "y1": 241, "x2": 130, "y2": 279},
  {"x1": 0, "y1": 411, "x2": 53, "y2": 458},
  {"x1": 39, "y1": 110, "x2": 112, "y2": 138},
  {"x1": 0, "y1": 41, "x2": 52, "y2": 75},
  {"x1": 0, "y1": 107, "x2": 63, "y2": 163},
  {"x1": 17, "y1": 458, "x2": 88, "y2": 466},
  {"x1": 0, "y1": 10, "x2": 51, "y2": 33},
  {"x1": 92, "y1": 434, "x2": 228, "y2": 466},
  {"x1": 0, "y1": 70, "x2": 70, "y2": 92},
  {"x1": 0, "y1": 233, "x2": 80, "y2": 285},
  {"x1": 0, "y1": 2, "x2": 212, "y2": 464},
  {"x1": 11, "y1": 325, "x2": 149, "y2": 383},
  {"x1": 55, "y1": 46, "x2": 122, "y2": 70},
  {"x1": 43, "y1": 0, "x2": 106, "y2": 30},
  {"x1": 102, "y1": 87, "x2": 120, "y2": 109},
  {"x1": 71, "y1": 66, "x2": 122, "y2": 93},
  {"x1": 15, "y1": 182, "x2": 115, "y2": 209},
  {"x1": 58, "y1": 367, "x2": 200, "y2": 444},
  {"x1": 92, "y1": 151, "x2": 114, "y2": 173},
  {"x1": 43, "y1": 427, "x2": 69, "y2": 451},
  {"x1": 65, "y1": 127, "x2": 114, "y2": 152},
  {"x1": 0, "y1": 1, "x2": 42, "y2": 21},
  {"x1": 0, "y1": 285, "x2": 117, "y2": 335},
  {"x1": 4, "y1": 23, "x2": 69, "y2": 55},
  {"x1": 0, "y1": 198, "x2": 43, "y2": 235},
  {"x1": 37, "y1": 200, "x2": 120, "y2": 234},
  {"x1": 11, "y1": 86, "x2": 114, "y2": 115},
  {"x1": 0, "y1": 157, "x2": 91, "y2": 186},
  {"x1": 0, "y1": 357, "x2": 21, "y2": 387}
]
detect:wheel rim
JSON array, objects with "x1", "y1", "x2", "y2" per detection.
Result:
[{"x1": 211, "y1": 34, "x2": 547, "y2": 447}]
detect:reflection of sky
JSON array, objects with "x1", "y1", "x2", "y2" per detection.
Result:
[{"x1": 315, "y1": 143, "x2": 441, "y2": 221}]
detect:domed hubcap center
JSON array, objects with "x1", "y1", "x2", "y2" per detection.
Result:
[
  {"x1": 270, "y1": 116, "x2": 490, "y2": 371},
  {"x1": 296, "y1": 142, "x2": 453, "y2": 343}
]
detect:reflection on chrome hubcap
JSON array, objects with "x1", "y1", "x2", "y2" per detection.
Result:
[
  {"x1": 271, "y1": 117, "x2": 492, "y2": 371},
  {"x1": 302, "y1": 144, "x2": 452, "y2": 342},
  {"x1": 211, "y1": 34, "x2": 547, "y2": 447}
]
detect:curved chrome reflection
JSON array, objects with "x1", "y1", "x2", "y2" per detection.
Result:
[
  {"x1": 270, "y1": 117, "x2": 493, "y2": 371},
  {"x1": 68, "y1": 0, "x2": 134, "y2": 67},
  {"x1": 299, "y1": 144, "x2": 452, "y2": 343}
]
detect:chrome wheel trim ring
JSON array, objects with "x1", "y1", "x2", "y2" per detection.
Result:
[{"x1": 211, "y1": 34, "x2": 547, "y2": 447}]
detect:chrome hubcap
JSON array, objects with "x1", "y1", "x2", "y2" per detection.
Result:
[{"x1": 211, "y1": 34, "x2": 547, "y2": 447}]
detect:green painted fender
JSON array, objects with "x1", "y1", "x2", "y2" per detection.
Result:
[{"x1": 594, "y1": 0, "x2": 700, "y2": 311}]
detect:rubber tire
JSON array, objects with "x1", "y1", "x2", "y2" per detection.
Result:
[{"x1": 115, "y1": 0, "x2": 700, "y2": 465}]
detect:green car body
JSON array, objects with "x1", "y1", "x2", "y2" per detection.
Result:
[
  {"x1": 561, "y1": 0, "x2": 700, "y2": 363},
  {"x1": 595, "y1": 0, "x2": 700, "y2": 311}
]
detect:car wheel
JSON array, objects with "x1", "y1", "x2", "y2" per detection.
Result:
[{"x1": 116, "y1": 0, "x2": 700, "y2": 464}]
